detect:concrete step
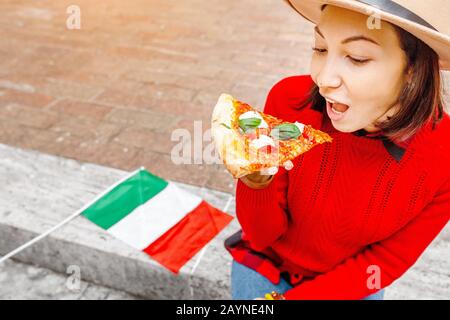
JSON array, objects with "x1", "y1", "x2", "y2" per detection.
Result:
[
  {"x1": 0, "y1": 143, "x2": 239, "y2": 299},
  {"x1": 0, "y1": 259, "x2": 138, "y2": 300},
  {"x1": 0, "y1": 143, "x2": 448, "y2": 299}
]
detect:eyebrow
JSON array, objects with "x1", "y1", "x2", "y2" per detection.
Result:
[{"x1": 314, "y1": 26, "x2": 380, "y2": 46}]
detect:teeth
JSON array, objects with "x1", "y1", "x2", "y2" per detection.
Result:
[
  {"x1": 325, "y1": 97, "x2": 347, "y2": 114},
  {"x1": 331, "y1": 106, "x2": 344, "y2": 114}
]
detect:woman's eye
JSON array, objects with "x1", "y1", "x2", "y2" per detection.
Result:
[
  {"x1": 311, "y1": 47, "x2": 371, "y2": 65},
  {"x1": 311, "y1": 47, "x2": 327, "y2": 54},
  {"x1": 347, "y1": 56, "x2": 370, "y2": 65}
]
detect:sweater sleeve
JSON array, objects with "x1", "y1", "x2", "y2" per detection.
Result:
[
  {"x1": 236, "y1": 170, "x2": 289, "y2": 251},
  {"x1": 283, "y1": 178, "x2": 450, "y2": 300},
  {"x1": 234, "y1": 79, "x2": 292, "y2": 251}
]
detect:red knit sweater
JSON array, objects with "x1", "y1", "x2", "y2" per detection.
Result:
[{"x1": 232, "y1": 75, "x2": 450, "y2": 300}]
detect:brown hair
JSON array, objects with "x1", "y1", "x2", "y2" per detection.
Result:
[{"x1": 297, "y1": 6, "x2": 445, "y2": 142}]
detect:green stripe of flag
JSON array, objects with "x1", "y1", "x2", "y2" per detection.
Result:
[{"x1": 82, "y1": 170, "x2": 168, "y2": 229}]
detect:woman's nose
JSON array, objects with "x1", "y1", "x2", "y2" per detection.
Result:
[{"x1": 316, "y1": 58, "x2": 342, "y2": 89}]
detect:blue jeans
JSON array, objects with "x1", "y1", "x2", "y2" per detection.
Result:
[{"x1": 231, "y1": 260, "x2": 385, "y2": 300}]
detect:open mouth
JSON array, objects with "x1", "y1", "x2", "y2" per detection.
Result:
[{"x1": 325, "y1": 97, "x2": 350, "y2": 121}]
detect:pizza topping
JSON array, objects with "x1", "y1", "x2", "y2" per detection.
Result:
[
  {"x1": 257, "y1": 128, "x2": 270, "y2": 136},
  {"x1": 294, "y1": 121, "x2": 305, "y2": 134},
  {"x1": 270, "y1": 123, "x2": 302, "y2": 140},
  {"x1": 220, "y1": 123, "x2": 231, "y2": 129},
  {"x1": 239, "y1": 118, "x2": 262, "y2": 133},
  {"x1": 258, "y1": 119, "x2": 269, "y2": 129},
  {"x1": 244, "y1": 128, "x2": 258, "y2": 140},
  {"x1": 243, "y1": 127, "x2": 270, "y2": 140},
  {"x1": 239, "y1": 111, "x2": 269, "y2": 129},
  {"x1": 258, "y1": 144, "x2": 278, "y2": 154},
  {"x1": 249, "y1": 135, "x2": 276, "y2": 150},
  {"x1": 239, "y1": 111, "x2": 260, "y2": 119}
]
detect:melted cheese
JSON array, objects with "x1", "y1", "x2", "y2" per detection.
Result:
[
  {"x1": 250, "y1": 135, "x2": 275, "y2": 149},
  {"x1": 294, "y1": 121, "x2": 305, "y2": 134}
]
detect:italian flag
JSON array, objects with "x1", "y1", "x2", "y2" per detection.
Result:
[{"x1": 82, "y1": 168, "x2": 233, "y2": 273}]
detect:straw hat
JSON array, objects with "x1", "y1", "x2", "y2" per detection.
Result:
[{"x1": 285, "y1": 0, "x2": 450, "y2": 70}]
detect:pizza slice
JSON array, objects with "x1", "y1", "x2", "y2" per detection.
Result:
[{"x1": 211, "y1": 93, "x2": 332, "y2": 179}]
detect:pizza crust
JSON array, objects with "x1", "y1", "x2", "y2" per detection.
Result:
[{"x1": 211, "y1": 94, "x2": 253, "y2": 179}]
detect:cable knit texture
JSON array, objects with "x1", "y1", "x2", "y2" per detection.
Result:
[{"x1": 232, "y1": 75, "x2": 450, "y2": 300}]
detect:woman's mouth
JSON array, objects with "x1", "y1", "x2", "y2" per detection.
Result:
[{"x1": 325, "y1": 98, "x2": 350, "y2": 121}]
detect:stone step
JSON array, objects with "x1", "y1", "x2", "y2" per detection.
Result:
[{"x1": 0, "y1": 259, "x2": 138, "y2": 300}]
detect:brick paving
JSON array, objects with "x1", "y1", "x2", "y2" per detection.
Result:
[{"x1": 0, "y1": 0, "x2": 448, "y2": 193}]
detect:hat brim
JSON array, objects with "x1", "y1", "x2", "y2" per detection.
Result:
[{"x1": 286, "y1": 0, "x2": 450, "y2": 70}]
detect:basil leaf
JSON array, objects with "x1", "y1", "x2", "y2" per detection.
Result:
[
  {"x1": 239, "y1": 117, "x2": 262, "y2": 132},
  {"x1": 270, "y1": 123, "x2": 301, "y2": 140},
  {"x1": 220, "y1": 123, "x2": 231, "y2": 129}
]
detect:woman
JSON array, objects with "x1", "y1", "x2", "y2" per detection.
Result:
[{"x1": 225, "y1": 0, "x2": 450, "y2": 300}]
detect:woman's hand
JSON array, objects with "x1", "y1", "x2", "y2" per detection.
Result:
[{"x1": 240, "y1": 160, "x2": 294, "y2": 189}]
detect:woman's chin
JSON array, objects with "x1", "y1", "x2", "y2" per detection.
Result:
[{"x1": 329, "y1": 120, "x2": 356, "y2": 133}]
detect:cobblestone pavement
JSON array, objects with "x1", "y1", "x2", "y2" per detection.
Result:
[
  {"x1": 0, "y1": 0, "x2": 321, "y2": 193},
  {"x1": 0, "y1": 259, "x2": 138, "y2": 300}
]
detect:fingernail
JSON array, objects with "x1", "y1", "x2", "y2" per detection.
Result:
[{"x1": 284, "y1": 160, "x2": 294, "y2": 170}]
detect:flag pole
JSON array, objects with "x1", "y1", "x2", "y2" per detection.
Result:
[{"x1": 0, "y1": 167, "x2": 145, "y2": 265}]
